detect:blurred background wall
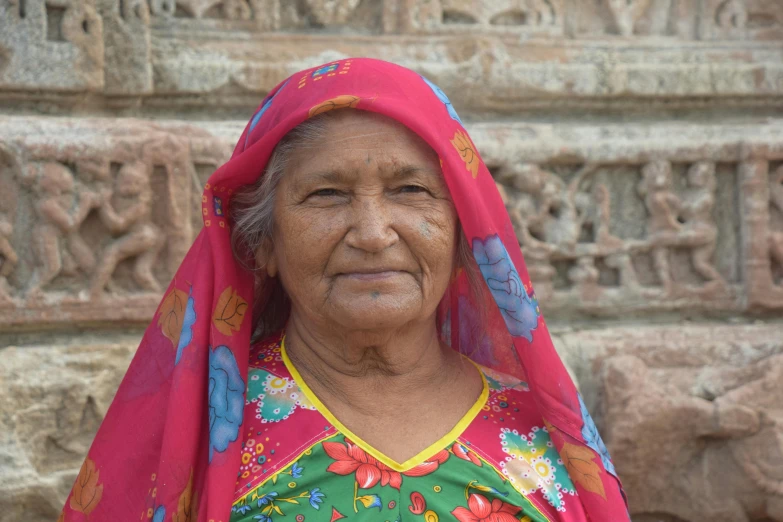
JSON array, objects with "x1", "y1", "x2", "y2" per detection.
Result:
[{"x1": 1, "y1": 1, "x2": 783, "y2": 521}]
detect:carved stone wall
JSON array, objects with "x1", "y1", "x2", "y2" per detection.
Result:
[{"x1": 0, "y1": 1, "x2": 782, "y2": 521}]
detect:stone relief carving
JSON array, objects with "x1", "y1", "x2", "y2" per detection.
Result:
[
  {"x1": 497, "y1": 159, "x2": 732, "y2": 304},
  {"x1": 637, "y1": 160, "x2": 727, "y2": 293},
  {"x1": 156, "y1": 0, "x2": 251, "y2": 19},
  {"x1": 0, "y1": 138, "x2": 213, "y2": 308},
  {"x1": 143, "y1": 0, "x2": 379, "y2": 28},
  {"x1": 567, "y1": 0, "x2": 694, "y2": 38},
  {"x1": 27, "y1": 162, "x2": 102, "y2": 298},
  {"x1": 602, "y1": 352, "x2": 783, "y2": 521},
  {"x1": 770, "y1": 165, "x2": 783, "y2": 286},
  {"x1": 0, "y1": 145, "x2": 19, "y2": 302},
  {"x1": 97, "y1": 0, "x2": 153, "y2": 94},
  {"x1": 700, "y1": 0, "x2": 783, "y2": 40},
  {"x1": 0, "y1": 0, "x2": 104, "y2": 90},
  {"x1": 89, "y1": 161, "x2": 164, "y2": 298},
  {"x1": 439, "y1": 0, "x2": 561, "y2": 28},
  {"x1": 0, "y1": 212, "x2": 17, "y2": 301},
  {"x1": 606, "y1": 0, "x2": 652, "y2": 36}
]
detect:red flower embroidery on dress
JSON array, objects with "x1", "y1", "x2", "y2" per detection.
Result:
[
  {"x1": 451, "y1": 493, "x2": 522, "y2": 522},
  {"x1": 409, "y1": 491, "x2": 427, "y2": 514},
  {"x1": 452, "y1": 442, "x2": 482, "y2": 466},
  {"x1": 323, "y1": 439, "x2": 449, "y2": 490}
]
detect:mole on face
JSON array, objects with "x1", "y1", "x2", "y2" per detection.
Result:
[
  {"x1": 370, "y1": 291, "x2": 381, "y2": 299},
  {"x1": 419, "y1": 221, "x2": 432, "y2": 239}
]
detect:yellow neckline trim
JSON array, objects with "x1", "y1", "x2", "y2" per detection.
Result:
[{"x1": 280, "y1": 337, "x2": 489, "y2": 473}]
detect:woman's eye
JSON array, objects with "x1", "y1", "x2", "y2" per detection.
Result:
[
  {"x1": 309, "y1": 188, "x2": 339, "y2": 197},
  {"x1": 398, "y1": 185, "x2": 428, "y2": 194}
]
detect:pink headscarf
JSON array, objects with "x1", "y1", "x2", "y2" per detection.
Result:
[{"x1": 60, "y1": 58, "x2": 628, "y2": 522}]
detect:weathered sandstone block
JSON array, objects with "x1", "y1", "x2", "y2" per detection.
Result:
[
  {"x1": 0, "y1": 338, "x2": 137, "y2": 522},
  {"x1": 554, "y1": 323, "x2": 783, "y2": 522}
]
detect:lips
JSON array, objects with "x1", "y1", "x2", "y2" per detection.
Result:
[
  {"x1": 337, "y1": 268, "x2": 404, "y2": 275},
  {"x1": 337, "y1": 270, "x2": 405, "y2": 280}
]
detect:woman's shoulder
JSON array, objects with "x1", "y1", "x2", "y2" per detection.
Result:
[
  {"x1": 475, "y1": 363, "x2": 530, "y2": 395},
  {"x1": 461, "y1": 364, "x2": 582, "y2": 517},
  {"x1": 246, "y1": 334, "x2": 317, "y2": 422},
  {"x1": 249, "y1": 332, "x2": 286, "y2": 367}
]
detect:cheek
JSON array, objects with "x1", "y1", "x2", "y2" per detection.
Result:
[
  {"x1": 407, "y1": 208, "x2": 457, "y2": 281},
  {"x1": 273, "y1": 206, "x2": 344, "y2": 279}
]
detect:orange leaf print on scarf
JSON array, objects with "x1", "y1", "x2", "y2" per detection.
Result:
[
  {"x1": 450, "y1": 130, "x2": 479, "y2": 178},
  {"x1": 157, "y1": 287, "x2": 189, "y2": 348},
  {"x1": 309, "y1": 95, "x2": 360, "y2": 118},
  {"x1": 173, "y1": 470, "x2": 199, "y2": 522},
  {"x1": 69, "y1": 457, "x2": 104, "y2": 515},
  {"x1": 560, "y1": 442, "x2": 606, "y2": 499},
  {"x1": 213, "y1": 286, "x2": 248, "y2": 336}
]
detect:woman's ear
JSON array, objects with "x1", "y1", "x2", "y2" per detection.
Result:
[{"x1": 254, "y1": 238, "x2": 278, "y2": 278}]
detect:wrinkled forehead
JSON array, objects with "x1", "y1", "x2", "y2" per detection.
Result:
[{"x1": 283, "y1": 109, "x2": 441, "y2": 169}]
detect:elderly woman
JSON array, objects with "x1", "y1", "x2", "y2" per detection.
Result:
[{"x1": 59, "y1": 59, "x2": 628, "y2": 522}]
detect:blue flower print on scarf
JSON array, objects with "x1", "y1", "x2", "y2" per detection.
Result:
[
  {"x1": 152, "y1": 506, "x2": 166, "y2": 522},
  {"x1": 175, "y1": 287, "x2": 196, "y2": 365},
  {"x1": 208, "y1": 345, "x2": 245, "y2": 462},
  {"x1": 244, "y1": 79, "x2": 289, "y2": 147},
  {"x1": 420, "y1": 75, "x2": 462, "y2": 124},
  {"x1": 472, "y1": 234, "x2": 539, "y2": 342},
  {"x1": 578, "y1": 393, "x2": 617, "y2": 478}
]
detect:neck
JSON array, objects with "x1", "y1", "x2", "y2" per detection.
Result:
[{"x1": 283, "y1": 310, "x2": 464, "y2": 416}]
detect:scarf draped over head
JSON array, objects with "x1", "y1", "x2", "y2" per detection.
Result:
[{"x1": 60, "y1": 58, "x2": 629, "y2": 522}]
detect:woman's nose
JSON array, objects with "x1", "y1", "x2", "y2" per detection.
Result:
[{"x1": 344, "y1": 197, "x2": 398, "y2": 253}]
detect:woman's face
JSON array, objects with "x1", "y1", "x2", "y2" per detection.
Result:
[{"x1": 263, "y1": 110, "x2": 458, "y2": 332}]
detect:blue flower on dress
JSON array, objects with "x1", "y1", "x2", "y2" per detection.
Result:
[
  {"x1": 290, "y1": 462, "x2": 304, "y2": 478},
  {"x1": 233, "y1": 504, "x2": 252, "y2": 515},
  {"x1": 253, "y1": 515, "x2": 272, "y2": 522},
  {"x1": 208, "y1": 345, "x2": 245, "y2": 462},
  {"x1": 175, "y1": 287, "x2": 197, "y2": 365},
  {"x1": 152, "y1": 506, "x2": 166, "y2": 522},
  {"x1": 421, "y1": 75, "x2": 463, "y2": 124},
  {"x1": 472, "y1": 235, "x2": 540, "y2": 342},
  {"x1": 309, "y1": 488, "x2": 325, "y2": 510},
  {"x1": 578, "y1": 394, "x2": 617, "y2": 477},
  {"x1": 256, "y1": 491, "x2": 278, "y2": 508}
]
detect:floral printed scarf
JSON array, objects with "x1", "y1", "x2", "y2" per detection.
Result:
[{"x1": 59, "y1": 58, "x2": 629, "y2": 522}]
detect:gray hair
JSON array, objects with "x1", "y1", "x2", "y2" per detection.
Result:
[{"x1": 230, "y1": 111, "x2": 484, "y2": 340}]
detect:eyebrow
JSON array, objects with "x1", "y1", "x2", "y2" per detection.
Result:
[{"x1": 295, "y1": 163, "x2": 441, "y2": 187}]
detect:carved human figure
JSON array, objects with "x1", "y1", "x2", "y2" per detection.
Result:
[
  {"x1": 681, "y1": 161, "x2": 726, "y2": 286},
  {"x1": 591, "y1": 184, "x2": 639, "y2": 288},
  {"x1": 28, "y1": 163, "x2": 101, "y2": 296},
  {"x1": 90, "y1": 161, "x2": 164, "y2": 298},
  {"x1": 638, "y1": 160, "x2": 682, "y2": 291},
  {"x1": 502, "y1": 163, "x2": 554, "y2": 252},
  {"x1": 769, "y1": 165, "x2": 783, "y2": 279},
  {"x1": 526, "y1": 0, "x2": 558, "y2": 26},
  {"x1": 716, "y1": 0, "x2": 747, "y2": 29},
  {"x1": 607, "y1": 0, "x2": 652, "y2": 35},
  {"x1": 540, "y1": 165, "x2": 595, "y2": 252},
  {"x1": 0, "y1": 214, "x2": 17, "y2": 300},
  {"x1": 498, "y1": 164, "x2": 564, "y2": 288}
]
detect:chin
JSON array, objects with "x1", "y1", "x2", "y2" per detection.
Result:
[{"x1": 328, "y1": 294, "x2": 423, "y2": 331}]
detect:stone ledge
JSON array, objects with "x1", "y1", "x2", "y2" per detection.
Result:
[{"x1": 2, "y1": 0, "x2": 783, "y2": 115}]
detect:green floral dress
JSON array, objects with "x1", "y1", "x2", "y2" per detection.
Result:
[{"x1": 230, "y1": 335, "x2": 586, "y2": 522}]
